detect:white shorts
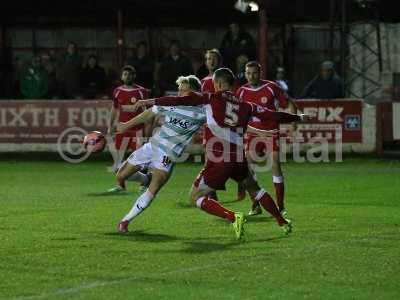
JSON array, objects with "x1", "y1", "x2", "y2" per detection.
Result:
[{"x1": 126, "y1": 142, "x2": 173, "y2": 173}]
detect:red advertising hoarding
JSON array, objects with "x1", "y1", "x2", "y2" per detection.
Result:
[
  {"x1": 0, "y1": 99, "x2": 363, "y2": 150},
  {"x1": 293, "y1": 99, "x2": 362, "y2": 143},
  {"x1": 0, "y1": 100, "x2": 111, "y2": 144}
]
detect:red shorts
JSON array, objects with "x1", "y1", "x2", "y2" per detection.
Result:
[
  {"x1": 245, "y1": 133, "x2": 280, "y2": 158},
  {"x1": 193, "y1": 160, "x2": 250, "y2": 191},
  {"x1": 115, "y1": 130, "x2": 143, "y2": 151}
]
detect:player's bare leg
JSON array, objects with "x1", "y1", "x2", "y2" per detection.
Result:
[
  {"x1": 190, "y1": 185, "x2": 245, "y2": 240},
  {"x1": 107, "y1": 162, "x2": 142, "y2": 193},
  {"x1": 271, "y1": 150, "x2": 285, "y2": 213},
  {"x1": 242, "y1": 174, "x2": 291, "y2": 234},
  {"x1": 118, "y1": 168, "x2": 171, "y2": 233},
  {"x1": 188, "y1": 184, "x2": 219, "y2": 206},
  {"x1": 108, "y1": 159, "x2": 152, "y2": 193}
]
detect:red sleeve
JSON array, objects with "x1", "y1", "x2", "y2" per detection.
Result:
[
  {"x1": 251, "y1": 104, "x2": 300, "y2": 123},
  {"x1": 235, "y1": 87, "x2": 243, "y2": 99},
  {"x1": 154, "y1": 92, "x2": 209, "y2": 106},
  {"x1": 273, "y1": 84, "x2": 288, "y2": 109},
  {"x1": 112, "y1": 89, "x2": 119, "y2": 109},
  {"x1": 141, "y1": 89, "x2": 152, "y2": 108}
]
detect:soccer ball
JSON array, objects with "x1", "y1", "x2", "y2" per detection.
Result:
[{"x1": 83, "y1": 131, "x2": 106, "y2": 153}]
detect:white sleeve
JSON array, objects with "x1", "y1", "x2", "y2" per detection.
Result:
[{"x1": 151, "y1": 105, "x2": 164, "y2": 114}]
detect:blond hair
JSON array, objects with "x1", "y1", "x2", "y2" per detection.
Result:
[{"x1": 175, "y1": 75, "x2": 201, "y2": 91}]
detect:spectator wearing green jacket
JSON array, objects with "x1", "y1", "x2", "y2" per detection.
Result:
[{"x1": 19, "y1": 56, "x2": 49, "y2": 99}]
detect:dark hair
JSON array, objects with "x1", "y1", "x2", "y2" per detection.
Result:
[
  {"x1": 67, "y1": 41, "x2": 77, "y2": 48},
  {"x1": 137, "y1": 41, "x2": 147, "y2": 48},
  {"x1": 88, "y1": 54, "x2": 97, "y2": 61},
  {"x1": 245, "y1": 61, "x2": 261, "y2": 71},
  {"x1": 121, "y1": 65, "x2": 136, "y2": 74},
  {"x1": 205, "y1": 48, "x2": 222, "y2": 64},
  {"x1": 213, "y1": 68, "x2": 235, "y2": 86},
  {"x1": 169, "y1": 39, "x2": 181, "y2": 48}
]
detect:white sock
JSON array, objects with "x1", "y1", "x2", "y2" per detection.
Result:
[
  {"x1": 196, "y1": 196, "x2": 205, "y2": 208},
  {"x1": 272, "y1": 176, "x2": 284, "y2": 183},
  {"x1": 122, "y1": 190, "x2": 154, "y2": 222},
  {"x1": 127, "y1": 171, "x2": 150, "y2": 185}
]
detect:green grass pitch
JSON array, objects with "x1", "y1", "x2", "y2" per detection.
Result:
[{"x1": 0, "y1": 157, "x2": 399, "y2": 299}]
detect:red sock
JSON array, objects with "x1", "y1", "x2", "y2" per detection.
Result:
[
  {"x1": 257, "y1": 191, "x2": 287, "y2": 226},
  {"x1": 274, "y1": 182, "x2": 285, "y2": 211},
  {"x1": 197, "y1": 196, "x2": 235, "y2": 222}
]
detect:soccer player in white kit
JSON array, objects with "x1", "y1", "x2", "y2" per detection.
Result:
[{"x1": 116, "y1": 75, "x2": 208, "y2": 233}]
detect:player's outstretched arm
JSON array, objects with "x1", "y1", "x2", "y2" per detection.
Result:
[
  {"x1": 154, "y1": 93, "x2": 208, "y2": 107},
  {"x1": 107, "y1": 105, "x2": 119, "y2": 135},
  {"x1": 132, "y1": 93, "x2": 208, "y2": 111},
  {"x1": 117, "y1": 109, "x2": 156, "y2": 133},
  {"x1": 253, "y1": 105, "x2": 307, "y2": 123},
  {"x1": 247, "y1": 126, "x2": 280, "y2": 138},
  {"x1": 131, "y1": 99, "x2": 156, "y2": 112}
]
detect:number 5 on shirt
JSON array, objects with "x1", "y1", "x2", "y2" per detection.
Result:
[{"x1": 224, "y1": 102, "x2": 239, "y2": 126}]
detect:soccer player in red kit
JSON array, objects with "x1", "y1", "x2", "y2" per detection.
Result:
[
  {"x1": 133, "y1": 68, "x2": 306, "y2": 239},
  {"x1": 237, "y1": 61, "x2": 297, "y2": 216},
  {"x1": 201, "y1": 49, "x2": 246, "y2": 201},
  {"x1": 199, "y1": 49, "x2": 221, "y2": 202},
  {"x1": 200, "y1": 49, "x2": 221, "y2": 93},
  {"x1": 107, "y1": 65, "x2": 151, "y2": 171}
]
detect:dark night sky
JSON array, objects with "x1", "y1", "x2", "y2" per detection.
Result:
[{"x1": 0, "y1": 0, "x2": 397, "y2": 27}]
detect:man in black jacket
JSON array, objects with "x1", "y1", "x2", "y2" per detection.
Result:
[
  {"x1": 301, "y1": 61, "x2": 345, "y2": 99},
  {"x1": 81, "y1": 55, "x2": 107, "y2": 99},
  {"x1": 157, "y1": 40, "x2": 193, "y2": 94},
  {"x1": 220, "y1": 22, "x2": 256, "y2": 71}
]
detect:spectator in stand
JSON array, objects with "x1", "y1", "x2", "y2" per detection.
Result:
[
  {"x1": 236, "y1": 54, "x2": 249, "y2": 85},
  {"x1": 156, "y1": 40, "x2": 193, "y2": 94},
  {"x1": 57, "y1": 41, "x2": 83, "y2": 99},
  {"x1": 19, "y1": 55, "x2": 49, "y2": 99},
  {"x1": 301, "y1": 60, "x2": 345, "y2": 99},
  {"x1": 81, "y1": 55, "x2": 107, "y2": 99},
  {"x1": 220, "y1": 22, "x2": 256, "y2": 70},
  {"x1": 0, "y1": 45, "x2": 13, "y2": 99},
  {"x1": 40, "y1": 50, "x2": 58, "y2": 99},
  {"x1": 275, "y1": 66, "x2": 293, "y2": 98},
  {"x1": 126, "y1": 41, "x2": 155, "y2": 89},
  {"x1": 12, "y1": 56, "x2": 27, "y2": 98}
]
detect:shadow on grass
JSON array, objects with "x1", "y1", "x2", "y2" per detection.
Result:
[
  {"x1": 179, "y1": 240, "x2": 241, "y2": 254},
  {"x1": 221, "y1": 199, "x2": 247, "y2": 204},
  {"x1": 177, "y1": 234, "x2": 287, "y2": 254},
  {"x1": 212, "y1": 215, "x2": 272, "y2": 224},
  {"x1": 104, "y1": 230, "x2": 181, "y2": 242},
  {"x1": 86, "y1": 191, "x2": 131, "y2": 197},
  {"x1": 175, "y1": 202, "x2": 195, "y2": 209},
  {"x1": 50, "y1": 237, "x2": 78, "y2": 241},
  {"x1": 245, "y1": 216, "x2": 273, "y2": 223}
]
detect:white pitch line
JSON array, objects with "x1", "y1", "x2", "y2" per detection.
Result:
[{"x1": 12, "y1": 252, "x2": 266, "y2": 300}]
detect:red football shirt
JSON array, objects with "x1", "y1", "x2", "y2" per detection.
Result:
[
  {"x1": 201, "y1": 75, "x2": 215, "y2": 93},
  {"x1": 236, "y1": 80, "x2": 288, "y2": 130},
  {"x1": 155, "y1": 91, "x2": 299, "y2": 161},
  {"x1": 113, "y1": 84, "x2": 149, "y2": 126}
]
